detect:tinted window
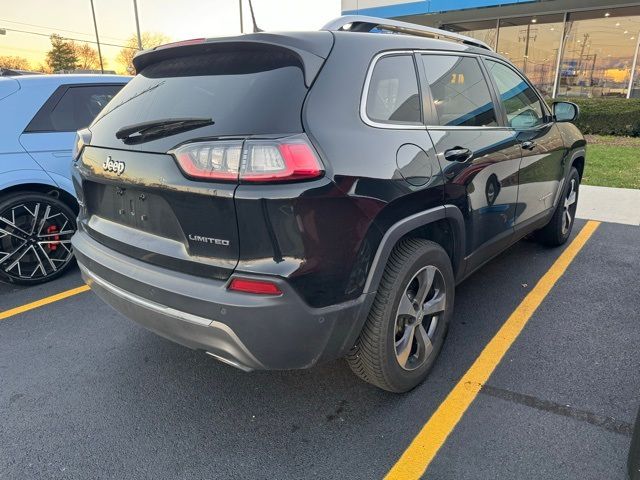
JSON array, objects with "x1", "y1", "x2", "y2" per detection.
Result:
[
  {"x1": 365, "y1": 55, "x2": 421, "y2": 125},
  {"x1": 89, "y1": 49, "x2": 308, "y2": 152},
  {"x1": 421, "y1": 55, "x2": 498, "y2": 127},
  {"x1": 26, "y1": 84, "x2": 122, "y2": 132},
  {"x1": 486, "y1": 60, "x2": 544, "y2": 129}
]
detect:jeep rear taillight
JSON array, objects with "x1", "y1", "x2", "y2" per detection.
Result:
[
  {"x1": 173, "y1": 140, "x2": 243, "y2": 181},
  {"x1": 171, "y1": 135, "x2": 323, "y2": 183}
]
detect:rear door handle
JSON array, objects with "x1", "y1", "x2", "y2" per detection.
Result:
[
  {"x1": 522, "y1": 141, "x2": 536, "y2": 151},
  {"x1": 444, "y1": 147, "x2": 473, "y2": 162}
]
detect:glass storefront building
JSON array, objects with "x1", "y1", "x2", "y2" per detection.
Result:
[{"x1": 343, "y1": 1, "x2": 640, "y2": 99}]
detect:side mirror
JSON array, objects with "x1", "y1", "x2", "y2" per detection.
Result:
[{"x1": 553, "y1": 101, "x2": 579, "y2": 123}]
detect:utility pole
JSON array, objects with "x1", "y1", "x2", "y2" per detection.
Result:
[
  {"x1": 627, "y1": 31, "x2": 640, "y2": 98},
  {"x1": 523, "y1": 24, "x2": 530, "y2": 74},
  {"x1": 518, "y1": 24, "x2": 537, "y2": 76},
  {"x1": 89, "y1": 0, "x2": 104, "y2": 73},
  {"x1": 239, "y1": 0, "x2": 244, "y2": 34},
  {"x1": 133, "y1": 0, "x2": 143, "y2": 50}
]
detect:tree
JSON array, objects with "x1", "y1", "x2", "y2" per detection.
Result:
[
  {"x1": 74, "y1": 43, "x2": 100, "y2": 70},
  {"x1": 0, "y1": 56, "x2": 30, "y2": 70},
  {"x1": 117, "y1": 32, "x2": 170, "y2": 74},
  {"x1": 46, "y1": 34, "x2": 78, "y2": 72},
  {"x1": 74, "y1": 43, "x2": 102, "y2": 70},
  {"x1": 35, "y1": 63, "x2": 52, "y2": 74}
]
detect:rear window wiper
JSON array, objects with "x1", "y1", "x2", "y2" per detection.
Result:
[{"x1": 115, "y1": 117, "x2": 214, "y2": 145}]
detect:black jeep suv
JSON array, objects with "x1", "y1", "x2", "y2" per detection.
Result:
[{"x1": 71, "y1": 16, "x2": 585, "y2": 392}]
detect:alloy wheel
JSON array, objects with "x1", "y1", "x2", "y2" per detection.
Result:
[
  {"x1": 0, "y1": 200, "x2": 74, "y2": 281},
  {"x1": 562, "y1": 178, "x2": 578, "y2": 235},
  {"x1": 394, "y1": 265, "x2": 447, "y2": 371}
]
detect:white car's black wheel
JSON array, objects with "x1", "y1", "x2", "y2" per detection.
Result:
[{"x1": 0, "y1": 192, "x2": 76, "y2": 285}]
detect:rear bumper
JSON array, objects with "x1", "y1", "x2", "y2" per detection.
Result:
[{"x1": 72, "y1": 229, "x2": 373, "y2": 371}]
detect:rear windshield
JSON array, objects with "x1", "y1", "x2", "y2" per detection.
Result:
[{"x1": 90, "y1": 48, "x2": 308, "y2": 152}]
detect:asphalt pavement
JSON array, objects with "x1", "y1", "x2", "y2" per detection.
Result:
[{"x1": 1, "y1": 219, "x2": 638, "y2": 479}]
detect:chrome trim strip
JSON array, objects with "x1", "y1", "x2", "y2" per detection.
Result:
[
  {"x1": 79, "y1": 264, "x2": 261, "y2": 366},
  {"x1": 360, "y1": 50, "x2": 427, "y2": 131},
  {"x1": 361, "y1": 49, "x2": 548, "y2": 132},
  {"x1": 81, "y1": 264, "x2": 212, "y2": 327},
  {"x1": 427, "y1": 126, "x2": 511, "y2": 131}
]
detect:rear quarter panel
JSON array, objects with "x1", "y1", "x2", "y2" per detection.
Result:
[
  {"x1": 295, "y1": 34, "x2": 446, "y2": 305},
  {"x1": 0, "y1": 83, "x2": 59, "y2": 196}
]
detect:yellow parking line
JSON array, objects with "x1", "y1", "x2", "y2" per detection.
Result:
[
  {"x1": 0, "y1": 285, "x2": 90, "y2": 321},
  {"x1": 385, "y1": 220, "x2": 601, "y2": 480}
]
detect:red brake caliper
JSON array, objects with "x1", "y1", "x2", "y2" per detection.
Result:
[{"x1": 46, "y1": 225, "x2": 60, "y2": 251}]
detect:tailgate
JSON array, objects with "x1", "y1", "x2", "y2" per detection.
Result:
[{"x1": 77, "y1": 146, "x2": 238, "y2": 280}]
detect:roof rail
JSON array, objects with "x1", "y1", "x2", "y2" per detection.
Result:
[{"x1": 322, "y1": 15, "x2": 493, "y2": 51}]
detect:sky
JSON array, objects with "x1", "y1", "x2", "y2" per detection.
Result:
[{"x1": 0, "y1": 0, "x2": 342, "y2": 72}]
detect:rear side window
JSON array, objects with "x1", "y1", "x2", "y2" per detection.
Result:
[
  {"x1": 25, "y1": 84, "x2": 122, "y2": 132},
  {"x1": 365, "y1": 54, "x2": 421, "y2": 125},
  {"x1": 421, "y1": 55, "x2": 498, "y2": 127},
  {"x1": 89, "y1": 48, "x2": 308, "y2": 152},
  {"x1": 485, "y1": 60, "x2": 545, "y2": 129}
]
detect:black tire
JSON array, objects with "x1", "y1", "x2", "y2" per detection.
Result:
[
  {"x1": 534, "y1": 167, "x2": 580, "y2": 246},
  {"x1": 346, "y1": 238, "x2": 454, "y2": 393},
  {"x1": 0, "y1": 191, "x2": 77, "y2": 285}
]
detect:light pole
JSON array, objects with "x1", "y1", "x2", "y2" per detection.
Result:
[
  {"x1": 133, "y1": 0, "x2": 142, "y2": 50},
  {"x1": 239, "y1": 0, "x2": 244, "y2": 33},
  {"x1": 89, "y1": 0, "x2": 104, "y2": 74}
]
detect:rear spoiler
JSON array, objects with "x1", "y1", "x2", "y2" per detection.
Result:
[{"x1": 132, "y1": 32, "x2": 334, "y2": 87}]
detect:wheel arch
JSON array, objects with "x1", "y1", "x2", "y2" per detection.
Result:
[
  {"x1": 363, "y1": 205, "x2": 466, "y2": 294},
  {"x1": 571, "y1": 155, "x2": 585, "y2": 181},
  {"x1": 565, "y1": 145, "x2": 586, "y2": 179},
  {"x1": 0, "y1": 182, "x2": 78, "y2": 215}
]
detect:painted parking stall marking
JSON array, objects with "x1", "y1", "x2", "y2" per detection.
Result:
[
  {"x1": 385, "y1": 220, "x2": 601, "y2": 480},
  {"x1": 0, "y1": 284, "x2": 90, "y2": 321}
]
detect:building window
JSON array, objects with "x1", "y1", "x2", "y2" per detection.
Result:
[
  {"x1": 442, "y1": 19, "x2": 498, "y2": 50},
  {"x1": 445, "y1": 6, "x2": 640, "y2": 99},
  {"x1": 496, "y1": 14, "x2": 565, "y2": 98},
  {"x1": 557, "y1": 7, "x2": 640, "y2": 98}
]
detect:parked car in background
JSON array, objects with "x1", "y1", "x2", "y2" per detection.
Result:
[
  {"x1": 0, "y1": 74, "x2": 129, "y2": 284},
  {"x1": 71, "y1": 16, "x2": 585, "y2": 392}
]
